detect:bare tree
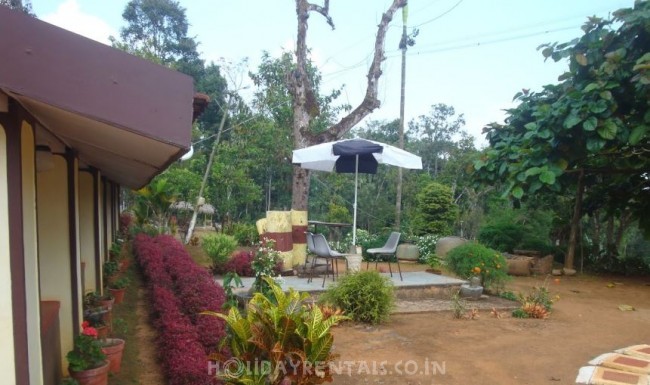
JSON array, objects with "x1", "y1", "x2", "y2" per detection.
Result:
[{"x1": 290, "y1": 0, "x2": 407, "y2": 211}]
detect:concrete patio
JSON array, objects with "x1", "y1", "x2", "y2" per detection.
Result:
[{"x1": 216, "y1": 270, "x2": 467, "y2": 300}]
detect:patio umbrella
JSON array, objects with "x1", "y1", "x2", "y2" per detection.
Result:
[{"x1": 292, "y1": 138, "x2": 422, "y2": 244}]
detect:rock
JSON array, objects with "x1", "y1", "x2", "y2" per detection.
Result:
[
  {"x1": 551, "y1": 269, "x2": 563, "y2": 276},
  {"x1": 507, "y1": 257, "x2": 534, "y2": 276},
  {"x1": 435, "y1": 236, "x2": 468, "y2": 258},
  {"x1": 563, "y1": 268, "x2": 577, "y2": 276}
]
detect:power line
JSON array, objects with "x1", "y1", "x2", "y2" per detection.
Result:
[{"x1": 411, "y1": 0, "x2": 464, "y2": 28}]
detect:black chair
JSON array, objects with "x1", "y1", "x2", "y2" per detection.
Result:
[
  {"x1": 311, "y1": 233, "x2": 349, "y2": 287},
  {"x1": 305, "y1": 232, "x2": 328, "y2": 283},
  {"x1": 366, "y1": 232, "x2": 402, "y2": 280}
]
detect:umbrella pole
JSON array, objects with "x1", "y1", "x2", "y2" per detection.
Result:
[{"x1": 353, "y1": 155, "x2": 358, "y2": 245}]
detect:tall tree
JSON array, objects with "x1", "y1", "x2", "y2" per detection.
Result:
[
  {"x1": 0, "y1": 0, "x2": 33, "y2": 15},
  {"x1": 410, "y1": 103, "x2": 466, "y2": 177},
  {"x1": 110, "y1": 0, "x2": 204, "y2": 79},
  {"x1": 290, "y1": 0, "x2": 407, "y2": 214},
  {"x1": 474, "y1": 1, "x2": 650, "y2": 269}
]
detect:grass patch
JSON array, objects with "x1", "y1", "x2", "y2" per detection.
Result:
[{"x1": 107, "y1": 248, "x2": 145, "y2": 384}]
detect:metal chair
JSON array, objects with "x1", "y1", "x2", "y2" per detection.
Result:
[
  {"x1": 305, "y1": 232, "x2": 328, "y2": 283},
  {"x1": 311, "y1": 233, "x2": 349, "y2": 287},
  {"x1": 366, "y1": 232, "x2": 402, "y2": 280}
]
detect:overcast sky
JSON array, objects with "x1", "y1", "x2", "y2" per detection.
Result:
[{"x1": 33, "y1": 0, "x2": 633, "y2": 146}]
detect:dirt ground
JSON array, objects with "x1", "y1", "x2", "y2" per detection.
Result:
[
  {"x1": 136, "y1": 235, "x2": 650, "y2": 385},
  {"x1": 330, "y1": 273, "x2": 650, "y2": 385}
]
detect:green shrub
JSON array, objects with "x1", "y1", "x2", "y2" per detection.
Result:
[
  {"x1": 230, "y1": 222, "x2": 259, "y2": 246},
  {"x1": 204, "y1": 278, "x2": 347, "y2": 384},
  {"x1": 446, "y1": 242, "x2": 509, "y2": 291},
  {"x1": 201, "y1": 233, "x2": 237, "y2": 270},
  {"x1": 320, "y1": 271, "x2": 394, "y2": 324}
]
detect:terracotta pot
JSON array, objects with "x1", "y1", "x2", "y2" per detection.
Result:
[
  {"x1": 69, "y1": 361, "x2": 110, "y2": 385},
  {"x1": 101, "y1": 338, "x2": 125, "y2": 373},
  {"x1": 108, "y1": 288, "x2": 126, "y2": 304},
  {"x1": 95, "y1": 325, "x2": 109, "y2": 340}
]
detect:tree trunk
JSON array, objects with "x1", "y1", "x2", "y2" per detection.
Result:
[
  {"x1": 565, "y1": 170, "x2": 584, "y2": 269},
  {"x1": 290, "y1": 0, "x2": 407, "y2": 213},
  {"x1": 184, "y1": 97, "x2": 229, "y2": 244}
]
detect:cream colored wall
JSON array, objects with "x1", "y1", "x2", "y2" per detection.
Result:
[
  {"x1": 21, "y1": 122, "x2": 43, "y2": 385},
  {"x1": 78, "y1": 171, "x2": 96, "y2": 294},
  {"x1": 0, "y1": 125, "x2": 17, "y2": 385},
  {"x1": 37, "y1": 154, "x2": 73, "y2": 375}
]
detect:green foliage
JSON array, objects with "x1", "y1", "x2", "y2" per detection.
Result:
[
  {"x1": 228, "y1": 222, "x2": 259, "y2": 246},
  {"x1": 326, "y1": 202, "x2": 352, "y2": 225},
  {"x1": 446, "y1": 243, "x2": 509, "y2": 291},
  {"x1": 66, "y1": 325, "x2": 106, "y2": 372},
  {"x1": 477, "y1": 202, "x2": 555, "y2": 254},
  {"x1": 132, "y1": 178, "x2": 177, "y2": 231},
  {"x1": 204, "y1": 277, "x2": 347, "y2": 384},
  {"x1": 499, "y1": 291, "x2": 518, "y2": 302},
  {"x1": 413, "y1": 182, "x2": 458, "y2": 236},
  {"x1": 341, "y1": 229, "x2": 384, "y2": 259},
  {"x1": 250, "y1": 239, "x2": 282, "y2": 296},
  {"x1": 450, "y1": 291, "x2": 467, "y2": 319},
  {"x1": 110, "y1": 276, "x2": 130, "y2": 290},
  {"x1": 511, "y1": 308, "x2": 529, "y2": 318},
  {"x1": 474, "y1": 2, "x2": 650, "y2": 235},
  {"x1": 518, "y1": 284, "x2": 557, "y2": 312},
  {"x1": 414, "y1": 234, "x2": 441, "y2": 264},
  {"x1": 201, "y1": 233, "x2": 237, "y2": 271},
  {"x1": 222, "y1": 272, "x2": 244, "y2": 310},
  {"x1": 102, "y1": 260, "x2": 118, "y2": 282},
  {"x1": 320, "y1": 271, "x2": 394, "y2": 324}
]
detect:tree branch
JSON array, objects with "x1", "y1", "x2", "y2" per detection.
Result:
[
  {"x1": 307, "y1": 0, "x2": 335, "y2": 29},
  {"x1": 322, "y1": 0, "x2": 407, "y2": 142}
]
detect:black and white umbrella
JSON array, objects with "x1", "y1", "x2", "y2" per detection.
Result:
[{"x1": 292, "y1": 138, "x2": 422, "y2": 244}]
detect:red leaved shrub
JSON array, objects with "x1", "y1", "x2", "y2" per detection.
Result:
[
  {"x1": 133, "y1": 234, "x2": 226, "y2": 385},
  {"x1": 222, "y1": 250, "x2": 255, "y2": 277}
]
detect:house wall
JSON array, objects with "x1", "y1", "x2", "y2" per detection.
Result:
[
  {"x1": 79, "y1": 171, "x2": 96, "y2": 293},
  {"x1": 21, "y1": 121, "x2": 43, "y2": 385},
  {"x1": 37, "y1": 154, "x2": 74, "y2": 375},
  {"x1": 0, "y1": 124, "x2": 17, "y2": 385}
]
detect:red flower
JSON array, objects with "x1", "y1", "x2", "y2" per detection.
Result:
[{"x1": 81, "y1": 325, "x2": 98, "y2": 338}]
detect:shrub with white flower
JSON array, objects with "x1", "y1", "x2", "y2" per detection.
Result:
[
  {"x1": 251, "y1": 238, "x2": 282, "y2": 295},
  {"x1": 415, "y1": 234, "x2": 442, "y2": 264}
]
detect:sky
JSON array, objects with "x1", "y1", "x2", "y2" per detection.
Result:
[{"x1": 32, "y1": 0, "x2": 634, "y2": 146}]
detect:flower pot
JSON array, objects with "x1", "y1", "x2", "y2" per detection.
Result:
[
  {"x1": 101, "y1": 338, "x2": 125, "y2": 374},
  {"x1": 95, "y1": 325, "x2": 109, "y2": 340},
  {"x1": 108, "y1": 288, "x2": 126, "y2": 304},
  {"x1": 69, "y1": 361, "x2": 110, "y2": 385},
  {"x1": 346, "y1": 255, "x2": 362, "y2": 272}
]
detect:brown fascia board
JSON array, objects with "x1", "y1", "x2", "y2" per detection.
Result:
[{"x1": 0, "y1": 6, "x2": 193, "y2": 150}]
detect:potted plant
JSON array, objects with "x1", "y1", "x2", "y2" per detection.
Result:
[
  {"x1": 108, "y1": 277, "x2": 130, "y2": 304},
  {"x1": 102, "y1": 260, "x2": 119, "y2": 285},
  {"x1": 83, "y1": 292, "x2": 113, "y2": 333},
  {"x1": 66, "y1": 322, "x2": 109, "y2": 385},
  {"x1": 99, "y1": 337, "x2": 125, "y2": 374}
]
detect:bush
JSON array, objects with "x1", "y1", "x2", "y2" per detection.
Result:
[
  {"x1": 414, "y1": 234, "x2": 441, "y2": 264},
  {"x1": 320, "y1": 271, "x2": 394, "y2": 324},
  {"x1": 223, "y1": 250, "x2": 255, "y2": 277},
  {"x1": 229, "y1": 222, "x2": 259, "y2": 246},
  {"x1": 201, "y1": 233, "x2": 237, "y2": 271},
  {"x1": 446, "y1": 242, "x2": 509, "y2": 291}
]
